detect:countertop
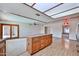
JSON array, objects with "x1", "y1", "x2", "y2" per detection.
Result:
[
  {"x1": 27, "y1": 34, "x2": 52, "y2": 37},
  {"x1": 0, "y1": 37, "x2": 26, "y2": 43}
]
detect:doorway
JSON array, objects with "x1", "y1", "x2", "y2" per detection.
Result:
[{"x1": 44, "y1": 26, "x2": 50, "y2": 34}]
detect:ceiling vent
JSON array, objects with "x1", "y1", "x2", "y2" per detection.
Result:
[
  {"x1": 33, "y1": 23, "x2": 39, "y2": 26},
  {"x1": 35, "y1": 13, "x2": 40, "y2": 16}
]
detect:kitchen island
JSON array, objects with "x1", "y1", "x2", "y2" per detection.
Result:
[{"x1": 27, "y1": 34, "x2": 53, "y2": 55}]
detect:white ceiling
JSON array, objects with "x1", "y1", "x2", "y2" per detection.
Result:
[
  {"x1": 0, "y1": 3, "x2": 79, "y2": 24},
  {"x1": 0, "y1": 3, "x2": 53, "y2": 24},
  {"x1": 0, "y1": 12, "x2": 41, "y2": 24}
]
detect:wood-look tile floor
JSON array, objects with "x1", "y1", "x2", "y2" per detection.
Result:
[{"x1": 21, "y1": 38, "x2": 78, "y2": 56}]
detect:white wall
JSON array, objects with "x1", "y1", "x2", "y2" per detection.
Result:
[
  {"x1": 43, "y1": 18, "x2": 79, "y2": 40},
  {"x1": 0, "y1": 4, "x2": 52, "y2": 22},
  {"x1": 6, "y1": 38, "x2": 27, "y2": 56},
  {"x1": 69, "y1": 19, "x2": 79, "y2": 40},
  {"x1": 0, "y1": 11, "x2": 43, "y2": 37},
  {"x1": 0, "y1": 21, "x2": 42, "y2": 37}
]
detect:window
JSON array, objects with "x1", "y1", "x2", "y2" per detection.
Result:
[{"x1": 0, "y1": 24, "x2": 19, "y2": 39}]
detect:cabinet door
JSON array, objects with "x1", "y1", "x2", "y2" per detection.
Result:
[
  {"x1": 32, "y1": 37, "x2": 40, "y2": 54},
  {"x1": 32, "y1": 42, "x2": 40, "y2": 54},
  {"x1": 40, "y1": 36, "x2": 46, "y2": 49},
  {"x1": 0, "y1": 42, "x2": 6, "y2": 56},
  {"x1": 46, "y1": 35, "x2": 52, "y2": 45},
  {"x1": 0, "y1": 24, "x2": 2, "y2": 39},
  {"x1": 0, "y1": 47, "x2": 3, "y2": 56}
]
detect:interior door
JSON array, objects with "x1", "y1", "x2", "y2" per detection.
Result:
[{"x1": 45, "y1": 27, "x2": 48, "y2": 34}]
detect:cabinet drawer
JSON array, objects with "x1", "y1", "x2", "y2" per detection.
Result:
[{"x1": 32, "y1": 42, "x2": 40, "y2": 54}]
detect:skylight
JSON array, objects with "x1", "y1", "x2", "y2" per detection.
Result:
[
  {"x1": 51, "y1": 7, "x2": 79, "y2": 18},
  {"x1": 33, "y1": 3, "x2": 59, "y2": 12},
  {"x1": 26, "y1": 3, "x2": 79, "y2": 18},
  {"x1": 45, "y1": 3, "x2": 79, "y2": 16}
]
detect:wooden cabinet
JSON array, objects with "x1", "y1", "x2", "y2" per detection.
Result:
[
  {"x1": 0, "y1": 24, "x2": 2, "y2": 39},
  {"x1": 32, "y1": 37, "x2": 41, "y2": 54},
  {"x1": 47, "y1": 35, "x2": 52, "y2": 45},
  {"x1": 27, "y1": 34, "x2": 52, "y2": 55},
  {"x1": 0, "y1": 41, "x2": 6, "y2": 56},
  {"x1": 40, "y1": 36, "x2": 46, "y2": 49}
]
